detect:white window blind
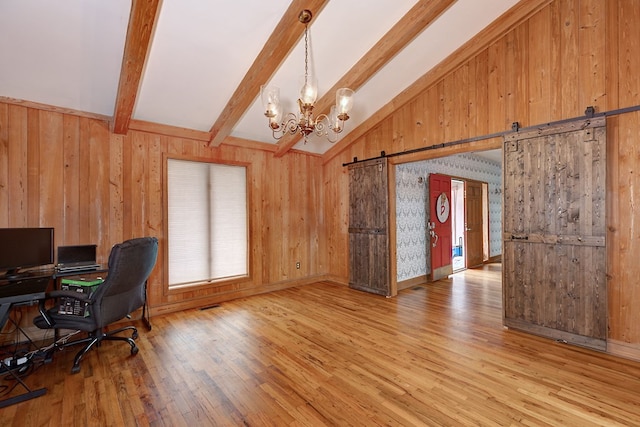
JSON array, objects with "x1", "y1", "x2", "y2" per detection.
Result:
[{"x1": 167, "y1": 159, "x2": 247, "y2": 287}]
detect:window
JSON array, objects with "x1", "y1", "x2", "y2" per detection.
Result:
[{"x1": 167, "y1": 158, "x2": 248, "y2": 288}]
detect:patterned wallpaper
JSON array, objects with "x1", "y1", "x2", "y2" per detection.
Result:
[{"x1": 396, "y1": 153, "x2": 502, "y2": 282}]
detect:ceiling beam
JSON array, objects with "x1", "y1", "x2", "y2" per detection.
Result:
[
  {"x1": 273, "y1": 0, "x2": 456, "y2": 158},
  {"x1": 112, "y1": 0, "x2": 161, "y2": 135},
  {"x1": 322, "y1": 0, "x2": 553, "y2": 164},
  {"x1": 208, "y1": 0, "x2": 330, "y2": 147}
]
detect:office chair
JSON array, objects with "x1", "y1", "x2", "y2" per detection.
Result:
[{"x1": 33, "y1": 237, "x2": 158, "y2": 374}]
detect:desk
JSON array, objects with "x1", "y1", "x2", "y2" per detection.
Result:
[
  {"x1": 0, "y1": 275, "x2": 51, "y2": 407},
  {"x1": 0, "y1": 266, "x2": 108, "y2": 326},
  {"x1": 0, "y1": 276, "x2": 51, "y2": 328},
  {"x1": 52, "y1": 266, "x2": 108, "y2": 281}
]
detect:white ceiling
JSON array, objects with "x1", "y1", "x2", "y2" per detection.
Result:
[
  {"x1": 0, "y1": 0, "x2": 130, "y2": 114},
  {"x1": 0, "y1": 0, "x2": 519, "y2": 156},
  {"x1": 473, "y1": 149, "x2": 502, "y2": 164}
]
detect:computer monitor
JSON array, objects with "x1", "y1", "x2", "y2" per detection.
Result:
[{"x1": 0, "y1": 227, "x2": 54, "y2": 279}]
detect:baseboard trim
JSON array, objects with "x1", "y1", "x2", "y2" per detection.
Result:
[
  {"x1": 150, "y1": 275, "x2": 330, "y2": 317},
  {"x1": 607, "y1": 339, "x2": 640, "y2": 362},
  {"x1": 397, "y1": 275, "x2": 428, "y2": 291},
  {"x1": 322, "y1": 274, "x2": 348, "y2": 286},
  {"x1": 504, "y1": 318, "x2": 606, "y2": 352}
]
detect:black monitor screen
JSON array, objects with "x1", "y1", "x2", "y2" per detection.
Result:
[{"x1": 0, "y1": 227, "x2": 54, "y2": 277}]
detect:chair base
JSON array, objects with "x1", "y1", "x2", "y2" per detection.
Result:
[{"x1": 55, "y1": 325, "x2": 139, "y2": 374}]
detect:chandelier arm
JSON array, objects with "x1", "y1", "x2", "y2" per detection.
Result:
[
  {"x1": 269, "y1": 113, "x2": 298, "y2": 140},
  {"x1": 313, "y1": 113, "x2": 329, "y2": 135},
  {"x1": 317, "y1": 113, "x2": 345, "y2": 134},
  {"x1": 283, "y1": 113, "x2": 300, "y2": 136},
  {"x1": 312, "y1": 113, "x2": 341, "y2": 143}
]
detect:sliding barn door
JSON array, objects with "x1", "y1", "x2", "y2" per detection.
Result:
[
  {"x1": 348, "y1": 158, "x2": 390, "y2": 296},
  {"x1": 502, "y1": 116, "x2": 606, "y2": 350}
]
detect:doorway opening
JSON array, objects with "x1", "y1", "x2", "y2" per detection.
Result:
[
  {"x1": 449, "y1": 178, "x2": 490, "y2": 274},
  {"x1": 394, "y1": 151, "x2": 502, "y2": 290},
  {"x1": 451, "y1": 180, "x2": 465, "y2": 272}
]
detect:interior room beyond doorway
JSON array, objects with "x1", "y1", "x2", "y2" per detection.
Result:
[{"x1": 395, "y1": 151, "x2": 502, "y2": 288}]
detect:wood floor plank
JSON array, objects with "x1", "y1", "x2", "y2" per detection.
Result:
[{"x1": 2, "y1": 263, "x2": 640, "y2": 426}]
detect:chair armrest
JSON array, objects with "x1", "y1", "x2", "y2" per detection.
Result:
[
  {"x1": 37, "y1": 290, "x2": 94, "y2": 328},
  {"x1": 38, "y1": 299, "x2": 54, "y2": 327}
]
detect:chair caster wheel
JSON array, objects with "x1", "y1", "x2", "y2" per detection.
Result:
[
  {"x1": 131, "y1": 346, "x2": 139, "y2": 356},
  {"x1": 71, "y1": 365, "x2": 81, "y2": 374},
  {"x1": 132, "y1": 330, "x2": 139, "y2": 340}
]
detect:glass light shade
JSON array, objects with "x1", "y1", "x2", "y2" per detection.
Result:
[
  {"x1": 299, "y1": 75, "x2": 318, "y2": 104},
  {"x1": 261, "y1": 85, "x2": 280, "y2": 118},
  {"x1": 329, "y1": 105, "x2": 342, "y2": 132},
  {"x1": 336, "y1": 88, "x2": 354, "y2": 115}
]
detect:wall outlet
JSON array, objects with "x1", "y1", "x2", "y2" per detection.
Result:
[{"x1": 296, "y1": 261, "x2": 300, "y2": 269}]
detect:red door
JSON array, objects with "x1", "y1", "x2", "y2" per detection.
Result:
[{"x1": 429, "y1": 173, "x2": 453, "y2": 281}]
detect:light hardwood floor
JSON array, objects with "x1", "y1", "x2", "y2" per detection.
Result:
[{"x1": 2, "y1": 263, "x2": 640, "y2": 426}]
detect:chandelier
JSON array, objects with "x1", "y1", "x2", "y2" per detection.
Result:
[{"x1": 260, "y1": 9, "x2": 354, "y2": 143}]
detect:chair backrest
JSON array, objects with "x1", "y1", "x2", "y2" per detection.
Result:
[{"x1": 92, "y1": 237, "x2": 158, "y2": 327}]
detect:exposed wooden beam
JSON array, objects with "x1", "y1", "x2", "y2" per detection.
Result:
[
  {"x1": 273, "y1": 0, "x2": 456, "y2": 158},
  {"x1": 129, "y1": 119, "x2": 212, "y2": 142},
  {"x1": 220, "y1": 135, "x2": 321, "y2": 156},
  {"x1": 208, "y1": 0, "x2": 330, "y2": 147},
  {"x1": 112, "y1": 0, "x2": 161, "y2": 135},
  {"x1": 322, "y1": 0, "x2": 553, "y2": 164},
  {"x1": 223, "y1": 135, "x2": 278, "y2": 153}
]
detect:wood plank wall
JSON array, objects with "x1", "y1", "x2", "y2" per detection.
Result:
[
  {"x1": 323, "y1": 0, "x2": 640, "y2": 360},
  {"x1": 0, "y1": 106, "x2": 326, "y2": 324}
]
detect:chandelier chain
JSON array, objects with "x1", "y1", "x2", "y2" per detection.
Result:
[{"x1": 304, "y1": 25, "x2": 309, "y2": 86}]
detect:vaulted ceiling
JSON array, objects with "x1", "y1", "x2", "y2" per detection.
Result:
[{"x1": 0, "y1": 0, "x2": 521, "y2": 160}]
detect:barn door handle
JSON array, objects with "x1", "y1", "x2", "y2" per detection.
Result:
[
  {"x1": 430, "y1": 230, "x2": 439, "y2": 247},
  {"x1": 511, "y1": 235, "x2": 529, "y2": 240}
]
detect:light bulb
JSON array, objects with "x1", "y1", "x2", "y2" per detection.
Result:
[{"x1": 261, "y1": 85, "x2": 280, "y2": 118}]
